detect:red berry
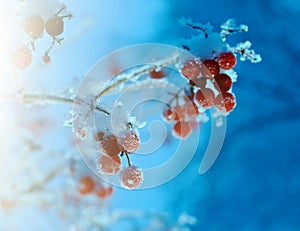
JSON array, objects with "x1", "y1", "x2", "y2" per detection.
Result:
[
  {"x1": 217, "y1": 52, "x2": 236, "y2": 70},
  {"x1": 150, "y1": 69, "x2": 165, "y2": 79},
  {"x1": 78, "y1": 176, "x2": 95, "y2": 195},
  {"x1": 181, "y1": 59, "x2": 201, "y2": 80},
  {"x1": 118, "y1": 131, "x2": 140, "y2": 154},
  {"x1": 189, "y1": 77, "x2": 208, "y2": 89},
  {"x1": 162, "y1": 108, "x2": 174, "y2": 121},
  {"x1": 120, "y1": 166, "x2": 143, "y2": 190},
  {"x1": 173, "y1": 121, "x2": 192, "y2": 139},
  {"x1": 98, "y1": 155, "x2": 121, "y2": 175},
  {"x1": 214, "y1": 74, "x2": 232, "y2": 92},
  {"x1": 173, "y1": 105, "x2": 186, "y2": 121},
  {"x1": 184, "y1": 101, "x2": 199, "y2": 118},
  {"x1": 99, "y1": 134, "x2": 121, "y2": 157},
  {"x1": 215, "y1": 92, "x2": 236, "y2": 113},
  {"x1": 202, "y1": 60, "x2": 220, "y2": 78},
  {"x1": 24, "y1": 15, "x2": 44, "y2": 39},
  {"x1": 195, "y1": 88, "x2": 215, "y2": 109}
]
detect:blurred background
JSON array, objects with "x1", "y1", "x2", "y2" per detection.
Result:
[{"x1": 0, "y1": 0, "x2": 299, "y2": 230}]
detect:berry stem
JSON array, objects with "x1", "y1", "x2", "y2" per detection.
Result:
[
  {"x1": 0, "y1": 93, "x2": 110, "y2": 115},
  {"x1": 94, "y1": 55, "x2": 180, "y2": 101},
  {"x1": 124, "y1": 152, "x2": 132, "y2": 167}
]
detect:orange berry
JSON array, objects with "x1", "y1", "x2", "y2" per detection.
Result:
[
  {"x1": 181, "y1": 59, "x2": 201, "y2": 80},
  {"x1": 120, "y1": 166, "x2": 143, "y2": 190},
  {"x1": 78, "y1": 176, "x2": 95, "y2": 195},
  {"x1": 98, "y1": 155, "x2": 121, "y2": 175},
  {"x1": 195, "y1": 88, "x2": 215, "y2": 109},
  {"x1": 11, "y1": 45, "x2": 32, "y2": 69},
  {"x1": 173, "y1": 121, "x2": 192, "y2": 139},
  {"x1": 118, "y1": 131, "x2": 140, "y2": 154}
]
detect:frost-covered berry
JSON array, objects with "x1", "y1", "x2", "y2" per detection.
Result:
[
  {"x1": 120, "y1": 166, "x2": 143, "y2": 190},
  {"x1": 23, "y1": 15, "x2": 44, "y2": 39},
  {"x1": 217, "y1": 52, "x2": 236, "y2": 70},
  {"x1": 78, "y1": 176, "x2": 95, "y2": 195},
  {"x1": 150, "y1": 69, "x2": 165, "y2": 79},
  {"x1": 96, "y1": 133, "x2": 121, "y2": 157},
  {"x1": 215, "y1": 92, "x2": 236, "y2": 113},
  {"x1": 162, "y1": 108, "x2": 174, "y2": 121},
  {"x1": 173, "y1": 121, "x2": 192, "y2": 139},
  {"x1": 11, "y1": 45, "x2": 32, "y2": 69},
  {"x1": 189, "y1": 77, "x2": 208, "y2": 89},
  {"x1": 173, "y1": 105, "x2": 187, "y2": 121},
  {"x1": 184, "y1": 101, "x2": 199, "y2": 118},
  {"x1": 98, "y1": 155, "x2": 121, "y2": 175},
  {"x1": 202, "y1": 59, "x2": 220, "y2": 78},
  {"x1": 118, "y1": 131, "x2": 140, "y2": 154},
  {"x1": 195, "y1": 88, "x2": 215, "y2": 109},
  {"x1": 214, "y1": 73, "x2": 232, "y2": 92},
  {"x1": 45, "y1": 16, "x2": 64, "y2": 37},
  {"x1": 181, "y1": 59, "x2": 201, "y2": 80}
]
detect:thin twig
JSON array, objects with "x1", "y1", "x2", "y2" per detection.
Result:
[{"x1": 94, "y1": 55, "x2": 180, "y2": 100}]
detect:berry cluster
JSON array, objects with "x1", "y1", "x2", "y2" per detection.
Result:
[
  {"x1": 95, "y1": 130, "x2": 143, "y2": 190},
  {"x1": 157, "y1": 52, "x2": 237, "y2": 139},
  {"x1": 78, "y1": 175, "x2": 114, "y2": 199},
  {"x1": 11, "y1": 6, "x2": 72, "y2": 69}
]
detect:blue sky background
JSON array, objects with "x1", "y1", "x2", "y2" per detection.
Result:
[{"x1": 1, "y1": 0, "x2": 300, "y2": 230}]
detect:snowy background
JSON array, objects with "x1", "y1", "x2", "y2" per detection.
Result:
[{"x1": 0, "y1": 0, "x2": 299, "y2": 230}]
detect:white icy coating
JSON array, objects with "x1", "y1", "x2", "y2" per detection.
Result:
[
  {"x1": 220, "y1": 18, "x2": 248, "y2": 40},
  {"x1": 228, "y1": 41, "x2": 262, "y2": 63}
]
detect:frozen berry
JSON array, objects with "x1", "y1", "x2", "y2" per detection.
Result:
[
  {"x1": 195, "y1": 88, "x2": 215, "y2": 109},
  {"x1": 190, "y1": 77, "x2": 208, "y2": 89},
  {"x1": 99, "y1": 134, "x2": 121, "y2": 157},
  {"x1": 11, "y1": 45, "x2": 32, "y2": 69},
  {"x1": 120, "y1": 166, "x2": 143, "y2": 190},
  {"x1": 215, "y1": 92, "x2": 236, "y2": 113},
  {"x1": 98, "y1": 155, "x2": 121, "y2": 175},
  {"x1": 150, "y1": 69, "x2": 165, "y2": 79},
  {"x1": 217, "y1": 52, "x2": 236, "y2": 70},
  {"x1": 162, "y1": 107, "x2": 174, "y2": 121},
  {"x1": 173, "y1": 105, "x2": 186, "y2": 121},
  {"x1": 181, "y1": 59, "x2": 201, "y2": 80},
  {"x1": 214, "y1": 73, "x2": 232, "y2": 92},
  {"x1": 202, "y1": 60, "x2": 220, "y2": 78},
  {"x1": 118, "y1": 131, "x2": 140, "y2": 154},
  {"x1": 173, "y1": 121, "x2": 192, "y2": 139}
]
